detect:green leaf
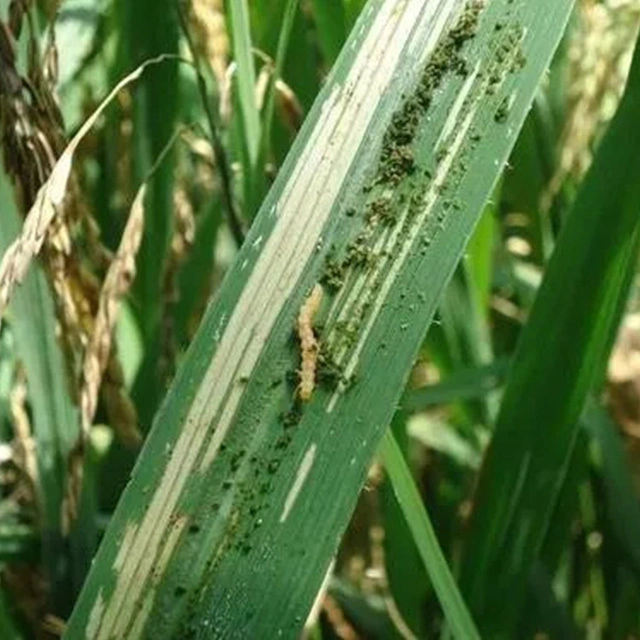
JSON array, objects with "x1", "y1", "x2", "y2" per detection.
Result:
[
  {"x1": 0, "y1": 163, "x2": 93, "y2": 615},
  {"x1": 0, "y1": 586, "x2": 20, "y2": 640},
  {"x1": 401, "y1": 359, "x2": 509, "y2": 413},
  {"x1": 459, "y1": 32, "x2": 640, "y2": 637},
  {"x1": 228, "y1": 0, "x2": 262, "y2": 169},
  {"x1": 261, "y1": 0, "x2": 300, "y2": 189},
  {"x1": 65, "y1": 1, "x2": 574, "y2": 636},
  {"x1": 584, "y1": 405, "x2": 640, "y2": 577},
  {"x1": 466, "y1": 203, "x2": 496, "y2": 316},
  {"x1": 113, "y1": 0, "x2": 180, "y2": 423},
  {"x1": 0, "y1": 523, "x2": 38, "y2": 563},
  {"x1": 407, "y1": 414, "x2": 483, "y2": 469},
  {"x1": 380, "y1": 429, "x2": 480, "y2": 640},
  {"x1": 380, "y1": 411, "x2": 429, "y2": 636}
]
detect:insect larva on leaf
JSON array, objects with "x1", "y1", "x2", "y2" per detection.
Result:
[{"x1": 297, "y1": 284, "x2": 323, "y2": 401}]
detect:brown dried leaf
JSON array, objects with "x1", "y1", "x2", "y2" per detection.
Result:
[
  {"x1": 275, "y1": 78, "x2": 304, "y2": 133},
  {"x1": 79, "y1": 185, "x2": 145, "y2": 437},
  {"x1": 63, "y1": 186, "x2": 146, "y2": 532},
  {"x1": 0, "y1": 55, "x2": 173, "y2": 324},
  {"x1": 9, "y1": 369, "x2": 38, "y2": 487}
]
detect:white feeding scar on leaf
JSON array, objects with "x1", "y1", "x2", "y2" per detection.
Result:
[{"x1": 280, "y1": 444, "x2": 317, "y2": 522}]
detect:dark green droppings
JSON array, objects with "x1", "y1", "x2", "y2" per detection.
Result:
[
  {"x1": 321, "y1": 254, "x2": 346, "y2": 292},
  {"x1": 281, "y1": 402, "x2": 303, "y2": 428},
  {"x1": 275, "y1": 434, "x2": 292, "y2": 450},
  {"x1": 267, "y1": 460, "x2": 280, "y2": 475},
  {"x1": 494, "y1": 97, "x2": 510, "y2": 123},
  {"x1": 344, "y1": 233, "x2": 375, "y2": 269},
  {"x1": 230, "y1": 450, "x2": 246, "y2": 472},
  {"x1": 285, "y1": 369, "x2": 298, "y2": 386},
  {"x1": 259, "y1": 482, "x2": 271, "y2": 495},
  {"x1": 366, "y1": 196, "x2": 396, "y2": 226},
  {"x1": 377, "y1": 144, "x2": 416, "y2": 186},
  {"x1": 317, "y1": 349, "x2": 350, "y2": 390}
]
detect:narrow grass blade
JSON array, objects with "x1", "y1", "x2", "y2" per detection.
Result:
[
  {"x1": 228, "y1": 0, "x2": 261, "y2": 168},
  {"x1": 401, "y1": 360, "x2": 509, "y2": 413},
  {"x1": 380, "y1": 429, "x2": 480, "y2": 640},
  {"x1": 460, "y1": 34, "x2": 640, "y2": 636},
  {"x1": 503, "y1": 96, "x2": 559, "y2": 263},
  {"x1": 65, "y1": 1, "x2": 574, "y2": 636},
  {"x1": 466, "y1": 204, "x2": 496, "y2": 316},
  {"x1": 435, "y1": 266, "x2": 495, "y2": 424},
  {"x1": 261, "y1": 0, "x2": 300, "y2": 164},
  {"x1": 251, "y1": 0, "x2": 321, "y2": 117},
  {"x1": 127, "y1": 9, "x2": 180, "y2": 330},
  {"x1": 175, "y1": 4, "x2": 245, "y2": 247},
  {"x1": 112, "y1": 0, "x2": 180, "y2": 422},
  {"x1": 380, "y1": 411, "x2": 429, "y2": 637}
]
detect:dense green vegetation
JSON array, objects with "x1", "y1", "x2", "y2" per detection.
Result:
[{"x1": 1, "y1": 0, "x2": 640, "y2": 638}]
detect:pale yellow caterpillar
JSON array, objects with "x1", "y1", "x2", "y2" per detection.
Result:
[{"x1": 297, "y1": 284, "x2": 323, "y2": 401}]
